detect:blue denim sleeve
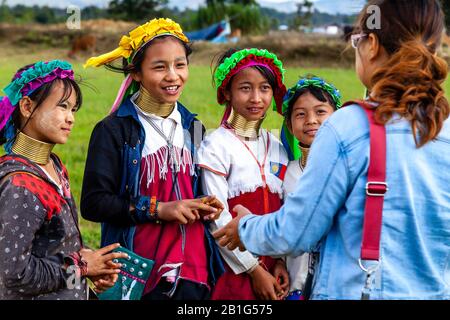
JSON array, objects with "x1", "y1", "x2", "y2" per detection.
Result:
[{"x1": 238, "y1": 121, "x2": 350, "y2": 257}]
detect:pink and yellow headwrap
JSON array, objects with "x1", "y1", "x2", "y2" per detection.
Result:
[
  {"x1": 84, "y1": 18, "x2": 189, "y2": 114},
  {"x1": 214, "y1": 48, "x2": 287, "y2": 114},
  {"x1": 84, "y1": 18, "x2": 189, "y2": 68}
]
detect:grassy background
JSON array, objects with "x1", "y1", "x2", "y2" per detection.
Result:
[{"x1": 1, "y1": 51, "x2": 447, "y2": 248}]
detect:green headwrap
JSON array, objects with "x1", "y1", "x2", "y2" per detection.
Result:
[{"x1": 281, "y1": 76, "x2": 342, "y2": 161}]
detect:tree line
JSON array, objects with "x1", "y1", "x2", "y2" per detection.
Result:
[
  {"x1": 3, "y1": 0, "x2": 448, "y2": 35},
  {"x1": 0, "y1": 0, "x2": 276, "y2": 34}
]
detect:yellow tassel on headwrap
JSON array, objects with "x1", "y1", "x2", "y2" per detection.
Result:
[{"x1": 84, "y1": 18, "x2": 189, "y2": 68}]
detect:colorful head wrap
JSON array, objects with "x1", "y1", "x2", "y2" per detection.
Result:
[
  {"x1": 214, "y1": 48, "x2": 287, "y2": 114},
  {"x1": 0, "y1": 60, "x2": 74, "y2": 153},
  {"x1": 84, "y1": 18, "x2": 188, "y2": 68},
  {"x1": 84, "y1": 18, "x2": 189, "y2": 114},
  {"x1": 281, "y1": 76, "x2": 342, "y2": 161},
  {"x1": 0, "y1": 60, "x2": 74, "y2": 132}
]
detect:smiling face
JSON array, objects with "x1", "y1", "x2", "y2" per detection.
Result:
[
  {"x1": 132, "y1": 36, "x2": 189, "y2": 104},
  {"x1": 288, "y1": 91, "x2": 335, "y2": 146},
  {"x1": 20, "y1": 80, "x2": 78, "y2": 145},
  {"x1": 224, "y1": 67, "x2": 274, "y2": 121}
]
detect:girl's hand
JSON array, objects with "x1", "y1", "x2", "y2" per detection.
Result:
[
  {"x1": 198, "y1": 195, "x2": 224, "y2": 221},
  {"x1": 272, "y1": 259, "x2": 290, "y2": 299},
  {"x1": 80, "y1": 243, "x2": 128, "y2": 277},
  {"x1": 157, "y1": 199, "x2": 219, "y2": 225},
  {"x1": 213, "y1": 204, "x2": 252, "y2": 251},
  {"x1": 248, "y1": 265, "x2": 284, "y2": 300},
  {"x1": 90, "y1": 273, "x2": 119, "y2": 294}
]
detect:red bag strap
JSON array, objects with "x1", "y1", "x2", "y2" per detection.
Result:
[{"x1": 343, "y1": 100, "x2": 388, "y2": 262}]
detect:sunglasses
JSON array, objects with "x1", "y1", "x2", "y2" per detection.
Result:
[{"x1": 351, "y1": 33, "x2": 368, "y2": 49}]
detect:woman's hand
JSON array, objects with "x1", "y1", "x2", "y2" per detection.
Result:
[
  {"x1": 212, "y1": 204, "x2": 252, "y2": 251},
  {"x1": 80, "y1": 243, "x2": 128, "y2": 277},
  {"x1": 157, "y1": 198, "x2": 219, "y2": 225},
  {"x1": 272, "y1": 259, "x2": 289, "y2": 299},
  {"x1": 248, "y1": 265, "x2": 284, "y2": 300}
]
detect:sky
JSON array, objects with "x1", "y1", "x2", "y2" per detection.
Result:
[{"x1": 5, "y1": 0, "x2": 366, "y2": 14}]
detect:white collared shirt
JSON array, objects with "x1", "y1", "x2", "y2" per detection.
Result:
[{"x1": 131, "y1": 92, "x2": 184, "y2": 158}]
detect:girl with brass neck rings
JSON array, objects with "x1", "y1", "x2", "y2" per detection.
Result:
[
  {"x1": 213, "y1": 0, "x2": 450, "y2": 300},
  {"x1": 197, "y1": 48, "x2": 290, "y2": 300},
  {"x1": 282, "y1": 76, "x2": 342, "y2": 172},
  {"x1": 0, "y1": 60, "x2": 127, "y2": 300},
  {"x1": 280, "y1": 76, "x2": 342, "y2": 300},
  {"x1": 81, "y1": 18, "x2": 224, "y2": 300}
]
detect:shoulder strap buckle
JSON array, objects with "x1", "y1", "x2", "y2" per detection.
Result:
[{"x1": 365, "y1": 181, "x2": 388, "y2": 197}]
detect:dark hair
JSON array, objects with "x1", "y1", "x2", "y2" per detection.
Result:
[
  {"x1": 284, "y1": 84, "x2": 338, "y2": 124},
  {"x1": 355, "y1": 0, "x2": 449, "y2": 147},
  {"x1": 106, "y1": 35, "x2": 193, "y2": 75},
  {"x1": 212, "y1": 48, "x2": 277, "y2": 96},
  {"x1": 0, "y1": 64, "x2": 83, "y2": 145}
]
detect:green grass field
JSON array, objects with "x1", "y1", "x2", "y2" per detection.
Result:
[{"x1": 1, "y1": 55, "x2": 448, "y2": 248}]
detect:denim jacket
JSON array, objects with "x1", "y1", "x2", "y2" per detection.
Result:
[
  {"x1": 239, "y1": 104, "x2": 450, "y2": 299},
  {"x1": 81, "y1": 97, "x2": 224, "y2": 284}
]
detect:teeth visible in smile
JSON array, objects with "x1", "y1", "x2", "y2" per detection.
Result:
[{"x1": 165, "y1": 86, "x2": 178, "y2": 91}]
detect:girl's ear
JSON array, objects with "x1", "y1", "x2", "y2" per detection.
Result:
[
  {"x1": 18, "y1": 96, "x2": 35, "y2": 119},
  {"x1": 224, "y1": 89, "x2": 231, "y2": 103},
  {"x1": 131, "y1": 71, "x2": 142, "y2": 83},
  {"x1": 285, "y1": 118, "x2": 294, "y2": 135}
]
